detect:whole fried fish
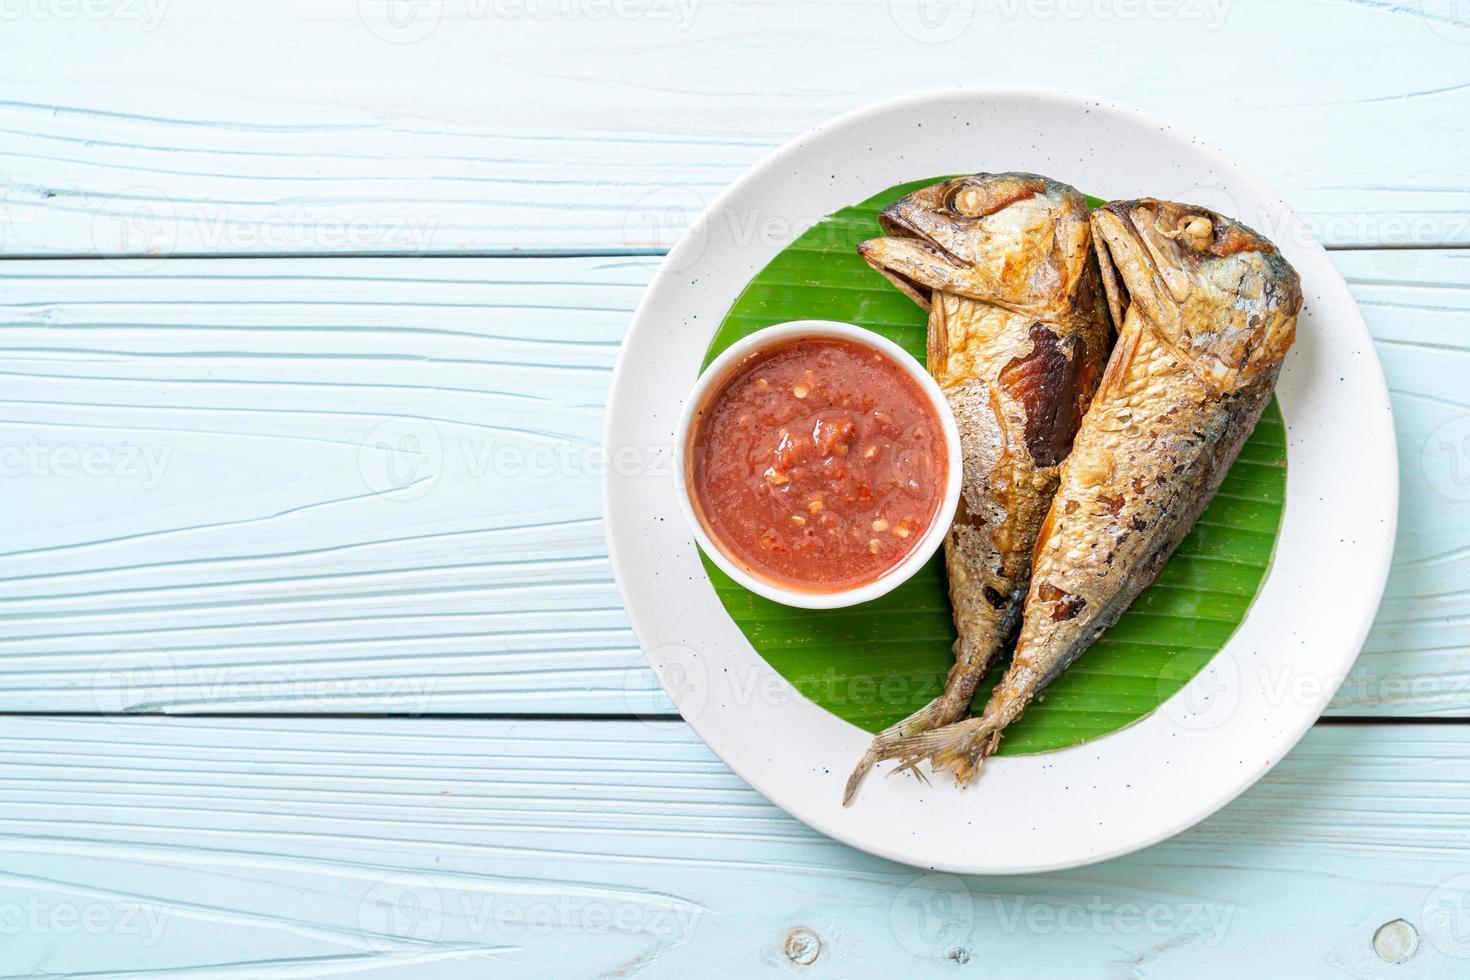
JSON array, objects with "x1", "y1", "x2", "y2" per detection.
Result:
[
  {"x1": 843, "y1": 174, "x2": 1112, "y2": 803},
  {"x1": 870, "y1": 199, "x2": 1303, "y2": 787}
]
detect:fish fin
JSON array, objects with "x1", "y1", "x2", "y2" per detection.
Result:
[
  {"x1": 1087, "y1": 311, "x2": 1142, "y2": 408},
  {"x1": 926, "y1": 295, "x2": 949, "y2": 377},
  {"x1": 870, "y1": 714, "x2": 1006, "y2": 792},
  {"x1": 843, "y1": 749, "x2": 882, "y2": 806},
  {"x1": 1093, "y1": 216, "x2": 1129, "y2": 332},
  {"x1": 845, "y1": 620, "x2": 1014, "y2": 804},
  {"x1": 843, "y1": 697, "x2": 958, "y2": 806}
]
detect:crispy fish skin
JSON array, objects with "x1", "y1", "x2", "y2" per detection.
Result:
[
  {"x1": 842, "y1": 174, "x2": 1112, "y2": 804},
  {"x1": 875, "y1": 199, "x2": 1303, "y2": 786}
]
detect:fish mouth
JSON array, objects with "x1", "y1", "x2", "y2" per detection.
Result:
[
  {"x1": 1090, "y1": 205, "x2": 1151, "y2": 329},
  {"x1": 858, "y1": 174, "x2": 1076, "y2": 316},
  {"x1": 1090, "y1": 201, "x2": 1201, "y2": 329},
  {"x1": 878, "y1": 207, "x2": 966, "y2": 265},
  {"x1": 856, "y1": 207, "x2": 968, "y2": 311}
]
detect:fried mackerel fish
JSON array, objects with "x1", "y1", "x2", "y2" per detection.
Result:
[
  {"x1": 863, "y1": 199, "x2": 1303, "y2": 790},
  {"x1": 843, "y1": 173, "x2": 1112, "y2": 804}
]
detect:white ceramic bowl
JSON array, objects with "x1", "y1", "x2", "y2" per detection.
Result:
[{"x1": 673, "y1": 319, "x2": 962, "y2": 610}]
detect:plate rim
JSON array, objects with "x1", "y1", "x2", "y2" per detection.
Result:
[{"x1": 602, "y1": 84, "x2": 1399, "y2": 874}]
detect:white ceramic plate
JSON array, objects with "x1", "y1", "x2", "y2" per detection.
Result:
[{"x1": 602, "y1": 87, "x2": 1397, "y2": 874}]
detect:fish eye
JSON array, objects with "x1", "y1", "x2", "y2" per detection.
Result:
[
  {"x1": 1177, "y1": 215, "x2": 1215, "y2": 248},
  {"x1": 948, "y1": 184, "x2": 989, "y2": 218}
]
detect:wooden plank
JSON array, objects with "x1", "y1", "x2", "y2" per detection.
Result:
[
  {"x1": 2, "y1": 0, "x2": 1468, "y2": 255},
  {"x1": 1337, "y1": 249, "x2": 1470, "y2": 716},
  {"x1": 0, "y1": 717, "x2": 1462, "y2": 978},
  {"x1": 0, "y1": 250, "x2": 1465, "y2": 716},
  {"x1": 0, "y1": 257, "x2": 660, "y2": 715}
]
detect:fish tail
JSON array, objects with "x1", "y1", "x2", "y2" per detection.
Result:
[
  {"x1": 892, "y1": 716, "x2": 1004, "y2": 787},
  {"x1": 848, "y1": 709, "x2": 1010, "y2": 801},
  {"x1": 843, "y1": 642, "x2": 1007, "y2": 806},
  {"x1": 843, "y1": 698, "x2": 958, "y2": 805},
  {"x1": 929, "y1": 723, "x2": 1004, "y2": 786}
]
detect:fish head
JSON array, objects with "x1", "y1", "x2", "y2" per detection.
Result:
[
  {"x1": 857, "y1": 173, "x2": 1095, "y2": 315},
  {"x1": 1091, "y1": 199, "x2": 1303, "y2": 392}
]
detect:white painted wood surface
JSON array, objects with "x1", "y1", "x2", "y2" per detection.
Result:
[
  {"x1": 4, "y1": 4, "x2": 1470, "y2": 975},
  {"x1": 3, "y1": 251, "x2": 1465, "y2": 716},
  {"x1": 0, "y1": 717, "x2": 1466, "y2": 979},
  {"x1": 2, "y1": 0, "x2": 1468, "y2": 255}
]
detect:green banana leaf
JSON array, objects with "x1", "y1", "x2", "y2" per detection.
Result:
[{"x1": 699, "y1": 179, "x2": 1285, "y2": 755}]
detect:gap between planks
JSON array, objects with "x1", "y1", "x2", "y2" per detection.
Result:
[
  {"x1": 2, "y1": 242, "x2": 1470, "y2": 262},
  {"x1": 0, "y1": 711, "x2": 1463, "y2": 726}
]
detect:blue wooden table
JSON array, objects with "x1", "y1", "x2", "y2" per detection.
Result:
[{"x1": 4, "y1": 2, "x2": 1470, "y2": 976}]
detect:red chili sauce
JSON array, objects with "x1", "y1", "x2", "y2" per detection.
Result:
[{"x1": 688, "y1": 336, "x2": 948, "y2": 593}]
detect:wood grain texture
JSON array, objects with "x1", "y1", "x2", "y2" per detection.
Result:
[
  {"x1": 2, "y1": 9, "x2": 1464, "y2": 976},
  {"x1": 0, "y1": 257, "x2": 657, "y2": 714},
  {"x1": 1, "y1": 250, "x2": 1465, "y2": 716},
  {"x1": 2, "y1": 0, "x2": 1468, "y2": 255},
  {"x1": 0, "y1": 717, "x2": 1462, "y2": 978}
]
